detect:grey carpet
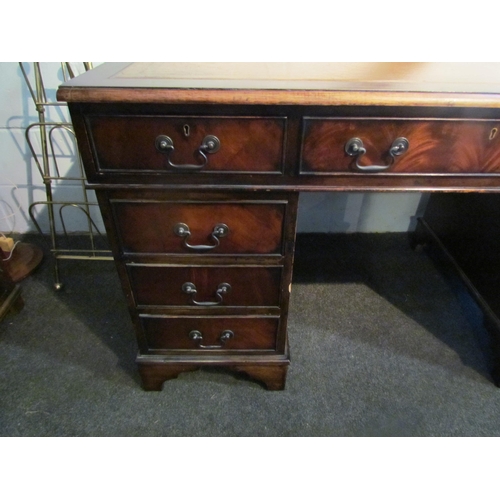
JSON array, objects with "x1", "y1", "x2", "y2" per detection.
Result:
[{"x1": 1, "y1": 233, "x2": 499, "y2": 436}]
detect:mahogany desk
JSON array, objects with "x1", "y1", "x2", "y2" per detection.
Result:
[{"x1": 58, "y1": 63, "x2": 500, "y2": 390}]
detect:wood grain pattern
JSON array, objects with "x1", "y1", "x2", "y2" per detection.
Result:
[
  {"x1": 128, "y1": 265, "x2": 282, "y2": 307},
  {"x1": 57, "y1": 63, "x2": 500, "y2": 108},
  {"x1": 93, "y1": 189, "x2": 298, "y2": 391},
  {"x1": 140, "y1": 316, "x2": 279, "y2": 352},
  {"x1": 301, "y1": 118, "x2": 500, "y2": 174},
  {"x1": 60, "y1": 62, "x2": 500, "y2": 390},
  {"x1": 111, "y1": 200, "x2": 286, "y2": 255},
  {"x1": 59, "y1": 87, "x2": 500, "y2": 108},
  {"x1": 86, "y1": 115, "x2": 286, "y2": 173}
]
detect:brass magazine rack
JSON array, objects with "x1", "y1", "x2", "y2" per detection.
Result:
[{"x1": 19, "y1": 62, "x2": 112, "y2": 290}]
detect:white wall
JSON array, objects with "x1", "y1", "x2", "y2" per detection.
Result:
[
  {"x1": 0, "y1": 62, "x2": 104, "y2": 236},
  {"x1": 0, "y1": 62, "x2": 422, "y2": 236}
]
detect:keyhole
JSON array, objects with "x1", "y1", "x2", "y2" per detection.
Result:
[
  {"x1": 489, "y1": 127, "x2": 498, "y2": 140},
  {"x1": 183, "y1": 124, "x2": 190, "y2": 137}
]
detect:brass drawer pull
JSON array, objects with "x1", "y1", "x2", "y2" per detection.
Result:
[
  {"x1": 182, "y1": 282, "x2": 231, "y2": 306},
  {"x1": 155, "y1": 134, "x2": 220, "y2": 170},
  {"x1": 189, "y1": 329, "x2": 235, "y2": 349},
  {"x1": 345, "y1": 137, "x2": 409, "y2": 172},
  {"x1": 174, "y1": 222, "x2": 229, "y2": 251}
]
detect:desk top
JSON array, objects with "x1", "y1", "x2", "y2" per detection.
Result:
[{"x1": 57, "y1": 62, "x2": 500, "y2": 108}]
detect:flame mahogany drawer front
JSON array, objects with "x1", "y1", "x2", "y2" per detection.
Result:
[
  {"x1": 85, "y1": 115, "x2": 286, "y2": 174},
  {"x1": 301, "y1": 118, "x2": 500, "y2": 175},
  {"x1": 110, "y1": 199, "x2": 287, "y2": 255},
  {"x1": 139, "y1": 316, "x2": 280, "y2": 352},
  {"x1": 128, "y1": 265, "x2": 282, "y2": 307}
]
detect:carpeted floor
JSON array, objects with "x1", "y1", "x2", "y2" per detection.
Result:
[{"x1": 1, "y1": 233, "x2": 499, "y2": 436}]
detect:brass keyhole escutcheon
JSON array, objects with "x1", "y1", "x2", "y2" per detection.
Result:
[{"x1": 490, "y1": 127, "x2": 498, "y2": 140}]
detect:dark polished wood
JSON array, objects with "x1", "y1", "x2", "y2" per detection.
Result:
[
  {"x1": 128, "y1": 265, "x2": 282, "y2": 307},
  {"x1": 92, "y1": 187, "x2": 297, "y2": 390},
  {"x1": 140, "y1": 315, "x2": 280, "y2": 352},
  {"x1": 86, "y1": 115, "x2": 286, "y2": 174},
  {"x1": 109, "y1": 197, "x2": 287, "y2": 255},
  {"x1": 58, "y1": 63, "x2": 500, "y2": 391},
  {"x1": 137, "y1": 358, "x2": 289, "y2": 391},
  {"x1": 301, "y1": 118, "x2": 500, "y2": 174}
]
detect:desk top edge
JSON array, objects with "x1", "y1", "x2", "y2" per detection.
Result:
[{"x1": 57, "y1": 62, "x2": 500, "y2": 108}]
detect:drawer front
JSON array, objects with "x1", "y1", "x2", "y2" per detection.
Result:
[
  {"x1": 128, "y1": 265, "x2": 282, "y2": 307},
  {"x1": 86, "y1": 115, "x2": 286, "y2": 174},
  {"x1": 111, "y1": 200, "x2": 286, "y2": 255},
  {"x1": 140, "y1": 316, "x2": 279, "y2": 351},
  {"x1": 301, "y1": 118, "x2": 500, "y2": 175}
]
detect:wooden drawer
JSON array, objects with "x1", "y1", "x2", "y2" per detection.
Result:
[
  {"x1": 128, "y1": 265, "x2": 282, "y2": 307},
  {"x1": 111, "y1": 199, "x2": 286, "y2": 255},
  {"x1": 301, "y1": 118, "x2": 500, "y2": 175},
  {"x1": 139, "y1": 315, "x2": 279, "y2": 352},
  {"x1": 85, "y1": 115, "x2": 286, "y2": 174}
]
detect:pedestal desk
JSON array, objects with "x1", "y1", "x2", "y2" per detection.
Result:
[{"x1": 57, "y1": 63, "x2": 500, "y2": 390}]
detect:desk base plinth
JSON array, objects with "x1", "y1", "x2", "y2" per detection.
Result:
[{"x1": 136, "y1": 354, "x2": 290, "y2": 391}]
